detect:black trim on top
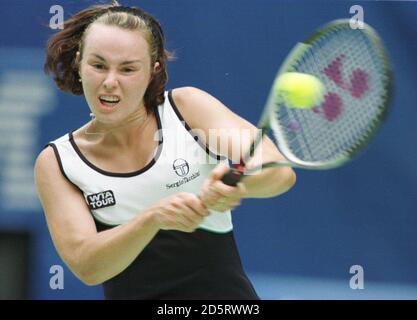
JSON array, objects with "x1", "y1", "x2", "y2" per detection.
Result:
[
  {"x1": 168, "y1": 90, "x2": 225, "y2": 161},
  {"x1": 68, "y1": 110, "x2": 164, "y2": 178},
  {"x1": 45, "y1": 142, "x2": 88, "y2": 194},
  {"x1": 46, "y1": 143, "x2": 71, "y2": 182}
]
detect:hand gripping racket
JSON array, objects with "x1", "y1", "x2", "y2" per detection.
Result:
[{"x1": 222, "y1": 19, "x2": 393, "y2": 186}]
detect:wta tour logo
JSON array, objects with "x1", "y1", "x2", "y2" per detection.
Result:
[
  {"x1": 173, "y1": 159, "x2": 190, "y2": 177},
  {"x1": 86, "y1": 190, "x2": 116, "y2": 210}
]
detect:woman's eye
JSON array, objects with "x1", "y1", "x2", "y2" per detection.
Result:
[
  {"x1": 93, "y1": 64, "x2": 105, "y2": 70},
  {"x1": 122, "y1": 68, "x2": 135, "y2": 73}
]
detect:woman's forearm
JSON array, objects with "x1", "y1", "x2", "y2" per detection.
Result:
[
  {"x1": 73, "y1": 209, "x2": 159, "y2": 285},
  {"x1": 242, "y1": 166, "x2": 296, "y2": 199}
]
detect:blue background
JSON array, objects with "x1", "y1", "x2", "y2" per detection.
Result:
[{"x1": 0, "y1": 0, "x2": 416, "y2": 299}]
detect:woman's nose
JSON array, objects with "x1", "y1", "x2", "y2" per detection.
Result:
[{"x1": 103, "y1": 72, "x2": 118, "y2": 91}]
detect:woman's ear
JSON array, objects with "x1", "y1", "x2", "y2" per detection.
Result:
[
  {"x1": 153, "y1": 61, "x2": 160, "y2": 73},
  {"x1": 75, "y1": 51, "x2": 82, "y2": 75}
]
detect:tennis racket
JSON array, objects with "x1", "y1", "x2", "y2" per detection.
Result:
[{"x1": 222, "y1": 19, "x2": 393, "y2": 186}]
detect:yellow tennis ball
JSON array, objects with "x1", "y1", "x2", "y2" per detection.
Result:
[{"x1": 274, "y1": 72, "x2": 324, "y2": 109}]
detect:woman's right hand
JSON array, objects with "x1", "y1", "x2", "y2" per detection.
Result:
[{"x1": 149, "y1": 193, "x2": 209, "y2": 233}]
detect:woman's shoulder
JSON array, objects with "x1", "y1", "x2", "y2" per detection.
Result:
[
  {"x1": 170, "y1": 86, "x2": 211, "y2": 106},
  {"x1": 35, "y1": 125, "x2": 85, "y2": 173},
  {"x1": 36, "y1": 132, "x2": 70, "y2": 166},
  {"x1": 169, "y1": 86, "x2": 229, "y2": 129},
  {"x1": 34, "y1": 144, "x2": 60, "y2": 184}
]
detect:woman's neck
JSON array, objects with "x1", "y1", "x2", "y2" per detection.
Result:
[{"x1": 84, "y1": 109, "x2": 155, "y2": 149}]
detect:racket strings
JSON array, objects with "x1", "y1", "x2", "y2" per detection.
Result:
[{"x1": 274, "y1": 23, "x2": 390, "y2": 166}]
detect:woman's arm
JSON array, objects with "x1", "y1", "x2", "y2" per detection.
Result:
[
  {"x1": 171, "y1": 87, "x2": 296, "y2": 203},
  {"x1": 35, "y1": 147, "x2": 207, "y2": 285}
]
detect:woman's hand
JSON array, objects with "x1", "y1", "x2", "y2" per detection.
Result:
[
  {"x1": 150, "y1": 193, "x2": 209, "y2": 233},
  {"x1": 200, "y1": 164, "x2": 248, "y2": 212}
]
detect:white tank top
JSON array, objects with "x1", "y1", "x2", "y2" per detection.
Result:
[{"x1": 49, "y1": 91, "x2": 233, "y2": 233}]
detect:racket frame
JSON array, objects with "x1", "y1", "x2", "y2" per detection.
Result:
[{"x1": 221, "y1": 19, "x2": 393, "y2": 185}]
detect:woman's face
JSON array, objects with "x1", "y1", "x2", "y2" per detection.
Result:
[{"x1": 79, "y1": 23, "x2": 156, "y2": 124}]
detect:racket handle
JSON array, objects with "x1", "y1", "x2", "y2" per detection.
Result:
[{"x1": 221, "y1": 164, "x2": 245, "y2": 186}]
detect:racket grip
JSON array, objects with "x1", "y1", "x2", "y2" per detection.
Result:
[{"x1": 221, "y1": 165, "x2": 245, "y2": 186}]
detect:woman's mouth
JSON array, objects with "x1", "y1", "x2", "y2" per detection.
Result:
[{"x1": 98, "y1": 95, "x2": 121, "y2": 109}]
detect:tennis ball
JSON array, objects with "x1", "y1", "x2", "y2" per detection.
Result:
[{"x1": 274, "y1": 72, "x2": 324, "y2": 109}]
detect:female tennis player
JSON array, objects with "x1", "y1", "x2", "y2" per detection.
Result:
[{"x1": 35, "y1": 1, "x2": 296, "y2": 299}]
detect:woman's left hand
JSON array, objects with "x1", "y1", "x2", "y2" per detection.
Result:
[{"x1": 200, "y1": 164, "x2": 248, "y2": 212}]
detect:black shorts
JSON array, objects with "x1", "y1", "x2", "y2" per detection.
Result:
[{"x1": 96, "y1": 222, "x2": 259, "y2": 300}]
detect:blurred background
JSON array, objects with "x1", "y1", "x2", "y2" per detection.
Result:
[{"x1": 0, "y1": 0, "x2": 416, "y2": 299}]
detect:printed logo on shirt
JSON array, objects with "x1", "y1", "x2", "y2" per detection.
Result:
[
  {"x1": 166, "y1": 170, "x2": 200, "y2": 190},
  {"x1": 173, "y1": 158, "x2": 189, "y2": 177},
  {"x1": 86, "y1": 190, "x2": 116, "y2": 210}
]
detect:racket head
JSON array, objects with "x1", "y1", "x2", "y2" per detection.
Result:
[{"x1": 262, "y1": 19, "x2": 393, "y2": 170}]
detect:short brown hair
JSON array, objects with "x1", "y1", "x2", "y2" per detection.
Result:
[{"x1": 44, "y1": 2, "x2": 172, "y2": 114}]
